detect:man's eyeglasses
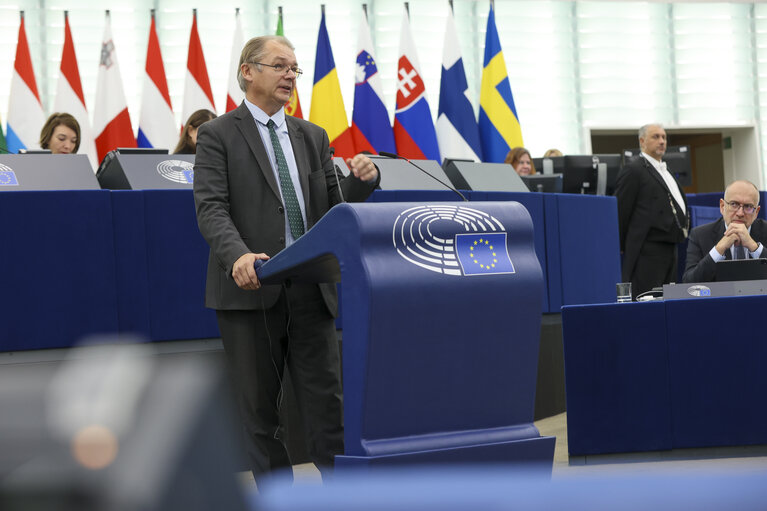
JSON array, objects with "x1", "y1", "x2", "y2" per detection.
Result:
[
  {"x1": 723, "y1": 199, "x2": 757, "y2": 214},
  {"x1": 251, "y1": 62, "x2": 303, "y2": 78}
]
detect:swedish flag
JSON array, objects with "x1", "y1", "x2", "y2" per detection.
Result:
[{"x1": 479, "y1": 3, "x2": 523, "y2": 163}]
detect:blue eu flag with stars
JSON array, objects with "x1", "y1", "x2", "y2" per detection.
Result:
[
  {"x1": 455, "y1": 233, "x2": 515, "y2": 276},
  {"x1": 0, "y1": 169, "x2": 19, "y2": 186}
]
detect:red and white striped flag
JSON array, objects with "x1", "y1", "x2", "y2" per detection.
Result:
[
  {"x1": 225, "y1": 8, "x2": 245, "y2": 112},
  {"x1": 92, "y1": 11, "x2": 136, "y2": 163},
  {"x1": 182, "y1": 9, "x2": 216, "y2": 123},
  {"x1": 6, "y1": 11, "x2": 46, "y2": 154},
  {"x1": 137, "y1": 10, "x2": 176, "y2": 151},
  {"x1": 54, "y1": 11, "x2": 98, "y2": 170}
]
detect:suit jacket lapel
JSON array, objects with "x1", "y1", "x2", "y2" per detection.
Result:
[
  {"x1": 286, "y1": 116, "x2": 311, "y2": 206},
  {"x1": 234, "y1": 103, "x2": 281, "y2": 200}
]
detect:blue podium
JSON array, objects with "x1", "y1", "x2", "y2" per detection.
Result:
[{"x1": 257, "y1": 201, "x2": 554, "y2": 468}]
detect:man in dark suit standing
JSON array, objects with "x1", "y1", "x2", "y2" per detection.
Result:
[
  {"x1": 683, "y1": 180, "x2": 766, "y2": 282},
  {"x1": 193, "y1": 35, "x2": 379, "y2": 485},
  {"x1": 614, "y1": 124, "x2": 690, "y2": 298}
]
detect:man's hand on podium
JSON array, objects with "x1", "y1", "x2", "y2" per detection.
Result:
[{"x1": 232, "y1": 252, "x2": 270, "y2": 290}]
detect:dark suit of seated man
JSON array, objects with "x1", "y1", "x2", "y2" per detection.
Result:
[{"x1": 683, "y1": 180, "x2": 767, "y2": 283}]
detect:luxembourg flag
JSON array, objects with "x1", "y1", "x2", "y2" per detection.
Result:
[
  {"x1": 137, "y1": 11, "x2": 176, "y2": 151},
  {"x1": 93, "y1": 10, "x2": 136, "y2": 163},
  {"x1": 54, "y1": 11, "x2": 98, "y2": 169},
  {"x1": 225, "y1": 8, "x2": 245, "y2": 112},
  {"x1": 6, "y1": 11, "x2": 46, "y2": 154},
  {"x1": 182, "y1": 9, "x2": 216, "y2": 123},
  {"x1": 350, "y1": 7, "x2": 395, "y2": 155},
  {"x1": 393, "y1": 5, "x2": 440, "y2": 161},
  {"x1": 436, "y1": 6, "x2": 482, "y2": 163}
]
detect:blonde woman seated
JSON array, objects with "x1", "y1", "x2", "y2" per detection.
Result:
[
  {"x1": 39, "y1": 113, "x2": 80, "y2": 154},
  {"x1": 505, "y1": 147, "x2": 536, "y2": 176}
]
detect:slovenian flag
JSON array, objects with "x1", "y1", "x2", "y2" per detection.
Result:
[
  {"x1": 137, "y1": 10, "x2": 176, "y2": 151},
  {"x1": 276, "y1": 7, "x2": 303, "y2": 118},
  {"x1": 436, "y1": 5, "x2": 482, "y2": 163},
  {"x1": 93, "y1": 10, "x2": 136, "y2": 163},
  {"x1": 479, "y1": 3, "x2": 523, "y2": 163},
  {"x1": 6, "y1": 11, "x2": 46, "y2": 154},
  {"x1": 225, "y1": 8, "x2": 245, "y2": 113},
  {"x1": 393, "y1": 5, "x2": 440, "y2": 161},
  {"x1": 182, "y1": 9, "x2": 216, "y2": 124},
  {"x1": 350, "y1": 7, "x2": 395, "y2": 155},
  {"x1": 54, "y1": 11, "x2": 98, "y2": 169},
  {"x1": 309, "y1": 7, "x2": 355, "y2": 158}
]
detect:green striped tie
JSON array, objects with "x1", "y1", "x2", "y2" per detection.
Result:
[{"x1": 267, "y1": 119, "x2": 304, "y2": 238}]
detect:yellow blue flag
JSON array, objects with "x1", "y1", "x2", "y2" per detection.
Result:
[{"x1": 479, "y1": 4, "x2": 523, "y2": 163}]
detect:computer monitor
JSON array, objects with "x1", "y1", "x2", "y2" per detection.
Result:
[
  {"x1": 532, "y1": 156, "x2": 565, "y2": 175},
  {"x1": 116, "y1": 147, "x2": 169, "y2": 155},
  {"x1": 18, "y1": 149, "x2": 52, "y2": 154},
  {"x1": 622, "y1": 146, "x2": 691, "y2": 187},
  {"x1": 521, "y1": 174, "x2": 563, "y2": 193},
  {"x1": 562, "y1": 155, "x2": 598, "y2": 195},
  {"x1": 715, "y1": 259, "x2": 767, "y2": 282}
]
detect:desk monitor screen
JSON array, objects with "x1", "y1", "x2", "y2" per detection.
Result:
[
  {"x1": 18, "y1": 149, "x2": 52, "y2": 154},
  {"x1": 532, "y1": 156, "x2": 565, "y2": 175},
  {"x1": 622, "y1": 147, "x2": 691, "y2": 187},
  {"x1": 521, "y1": 174, "x2": 563, "y2": 193},
  {"x1": 117, "y1": 147, "x2": 169, "y2": 155},
  {"x1": 715, "y1": 258, "x2": 767, "y2": 282},
  {"x1": 562, "y1": 155, "x2": 599, "y2": 195}
]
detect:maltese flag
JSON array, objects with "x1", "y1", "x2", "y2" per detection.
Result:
[
  {"x1": 393, "y1": 5, "x2": 440, "y2": 161},
  {"x1": 137, "y1": 10, "x2": 176, "y2": 151},
  {"x1": 182, "y1": 9, "x2": 216, "y2": 123},
  {"x1": 6, "y1": 11, "x2": 46, "y2": 154},
  {"x1": 93, "y1": 11, "x2": 136, "y2": 163},
  {"x1": 54, "y1": 11, "x2": 98, "y2": 170},
  {"x1": 225, "y1": 8, "x2": 245, "y2": 112}
]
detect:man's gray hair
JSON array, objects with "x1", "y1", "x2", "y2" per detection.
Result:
[
  {"x1": 237, "y1": 35, "x2": 295, "y2": 93},
  {"x1": 638, "y1": 123, "x2": 663, "y2": 140}
]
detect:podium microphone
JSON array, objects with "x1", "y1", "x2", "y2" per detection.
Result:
[
  {"x1": 328, "y1": 147, "x2": 345, "y2": 203},
  {"x1": 378, "y1": 151, "x2": 468, "y2": 202}
]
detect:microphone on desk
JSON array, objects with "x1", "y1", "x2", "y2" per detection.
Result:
[
  {"x1": 328, "y1": 147, "x2": 346, "y2": 203},
  {"x1": 377, "y1": 151, "x2": 468, "y2": 202}
]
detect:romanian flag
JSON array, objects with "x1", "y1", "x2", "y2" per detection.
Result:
[
  {"x1": 276, "y1": 7, "x2": 303, "y2": 118},
  {"x1": 308, "y1": 8, "x2": 354, "y2": 158},
  {"x1": 478, "y1": 3, "x2": 523, "y2": 163}
]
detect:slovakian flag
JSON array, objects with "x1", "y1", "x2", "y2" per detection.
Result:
[
  {"x1": 225, "y1": 8, "x2": 245, "y2": 113},
  {"x1": 350, "y1": 7, "x2": 394, "y2": 155},
  {"x1": 479, "y1": 3, "x2": 523, "y2": 163},
  {"x1": 276, "y1": 7, "x2": 303, "y2": 118},
  {"x1": 309, "y1": 7, "x2": 354, "y2": 158},
  {"x1": 182, "y1": 9, "x2": 216, "y2": 124},
  {"x1": 93, "y1": 10, "x2": 136, "y2": 163},
  {"x1": 393, "y1": 5, "x2": 440, "y2": 161},
  {"x1": 6, "y1": 11, "x2": 46, "y2": 154},
  {"x1": 54, "y1": 11, "x2": 98, "y2": 169},
  {"x1": 137, "y1": 10, "x2": 176, "y2": 151},
  {"x1": 436, "y1": 6, "x2": 482, "y2": 163}
]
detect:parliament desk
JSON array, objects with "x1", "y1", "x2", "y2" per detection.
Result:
[{"x1": 563, "y1": 294, "x2": 767, "y2": 456}]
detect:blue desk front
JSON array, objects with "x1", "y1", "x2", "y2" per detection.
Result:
[{"x1": 563, "y1": 295, "x2": 767, "y2": 455}]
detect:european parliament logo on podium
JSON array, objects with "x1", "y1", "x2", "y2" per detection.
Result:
[
  {"x1": 157, "y1": 159, "x2": 194, "y2": 184},
  {"x1": 393, "y1": 204, "x2": 515, "y2": 276},
  {"x1": 0, "y1": 164, "x2": 19, "y2": 186}
]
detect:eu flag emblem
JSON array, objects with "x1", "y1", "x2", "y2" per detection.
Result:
[
  {"x1": 183, "y1": 169, "x2": 194, "y2": 184},
  {"x1": 455, "y1": 232, "x2": 515, "y2": 276},
  {"x1": 0, "y1": 169, "x2": 19, "y2": 186}
]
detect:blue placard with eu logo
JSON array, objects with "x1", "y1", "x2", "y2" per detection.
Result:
[
  {"x1": 0, "y1": 165, "x2": 19, "y2": 186},
  {"x1": 455, "y1": 232, "x2": 515, "y2": 276}
]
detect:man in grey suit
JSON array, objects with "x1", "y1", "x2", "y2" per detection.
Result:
[
  {"x1": 193, "y1": 35, "x2": 379, "y2": 485},
  {"x1": 683, "y1": 180, "x2": 767, "y2": 283}
]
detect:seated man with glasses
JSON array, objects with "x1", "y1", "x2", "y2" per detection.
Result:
[{"x1": 683, "y1": 180, "x2": 767, "y2": 282}]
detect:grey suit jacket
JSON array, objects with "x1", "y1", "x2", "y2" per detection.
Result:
[
  {"x1": 682, "y1": 217, "x2": 767, "y2": 283},
  {"x1": 193, "y1": 102, "x2": 377, "y2": 311}
]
